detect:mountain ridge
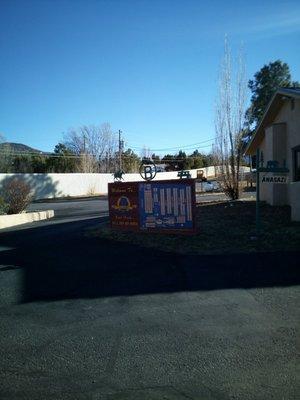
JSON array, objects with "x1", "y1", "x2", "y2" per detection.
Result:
[{"x1": 0, "y1": 142, "x2": 44, "y2": 154}]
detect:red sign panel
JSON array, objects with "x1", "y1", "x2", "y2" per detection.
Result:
[{"x1": 108, "y1": 182, "x2": 139, "y2": 230}]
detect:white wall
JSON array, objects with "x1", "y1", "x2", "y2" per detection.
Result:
[
  {"x1": 289, "y1": 182, "x2": 300, "y2": 221},
  {"x1": 0, "y1": 166, "x2": 249, "y2": 200},
  {"x1": 271, "y1": 98, "x2": 300, "y2": 220}
]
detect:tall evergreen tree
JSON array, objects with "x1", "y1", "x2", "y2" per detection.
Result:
[{"x1": 245, "y1": 60, "x2": 299, "y2": 129}]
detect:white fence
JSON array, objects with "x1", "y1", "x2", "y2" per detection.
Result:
[{"x1": 0, "y1": 166, "x2": 250, "y2": 200}]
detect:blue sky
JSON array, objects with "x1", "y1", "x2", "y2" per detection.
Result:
[{"x1": 0, "y1": 0, "x2": 299, "y2": 155}]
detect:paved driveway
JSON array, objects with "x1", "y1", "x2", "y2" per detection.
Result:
[
  {"x1": 24, "y1": 191, "x2": 255, "y2": 225},
  {"x1": 196, "y1": 191, "x2": 255, "y2": 203},
  {"x1": 0, "y1": 213, "x2": 299, "y2": 399},
  {"x1": 27, "y1": 196, "x2": 109, "y2": 222}
]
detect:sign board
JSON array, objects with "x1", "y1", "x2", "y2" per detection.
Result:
[
  {"x1": 139, "y1": 181, "x2": 195, "y2": 232},
  {"x1": 261, "y1": 175, "x2": 288, "y2": 184},
  {"x1": 108, "y1": 179, "x2": 196, "y2": 234},
  {"x1": 108, "y1": 182, "x2": 139, "y2": 230}
]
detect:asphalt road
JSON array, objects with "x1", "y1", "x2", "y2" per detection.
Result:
[
  {"x1": 27, "y1": 196, "x2": 109, "y2": 223},
  {"x1": 0, "y1": 197, "x2": 299, "y2": 399}
]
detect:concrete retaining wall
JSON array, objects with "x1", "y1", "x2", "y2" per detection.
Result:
[{"x1": 0, "y1": 210, "x2": 54, "y2": 230}]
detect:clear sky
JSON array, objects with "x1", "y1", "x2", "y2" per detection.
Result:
[{"x1": 0, "y1": 0, "x2": 299, "y2": 155}]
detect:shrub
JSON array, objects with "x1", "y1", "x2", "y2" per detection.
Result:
[
  {"x1": 86, "y1": 185, "x2": 96, "y2": 196},
  {"x1": 0, "y1": 196, "x2": 8, "y2": 215},
  {"x1": 1, "y1": 178, "x2": 32, "y2": 214}
]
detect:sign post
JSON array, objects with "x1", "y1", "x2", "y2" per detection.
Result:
[{"x1": 255, "y1": 151, "x2": 289, "y2": 235}]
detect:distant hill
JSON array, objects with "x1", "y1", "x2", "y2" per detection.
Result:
[{"x1": 0, "y1": 142, "x2": 44, "y2": 154}]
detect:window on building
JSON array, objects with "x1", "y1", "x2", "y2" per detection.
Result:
[{"x1": 293, "y1": 146, "x2": 300, "y2": 181}]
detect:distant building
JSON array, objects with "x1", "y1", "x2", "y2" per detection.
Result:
[
  {"x1": 155, "y1": 164, "x2": 167, "y2": 172},
  {"x1": 245, "y1": 88, "x2": 300, "y2": 221}
]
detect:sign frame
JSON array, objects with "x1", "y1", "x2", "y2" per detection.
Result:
[{"x1": 108, "y1": 179, "x2": 197, "y2": 235}]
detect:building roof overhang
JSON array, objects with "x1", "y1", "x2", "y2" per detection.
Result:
[{"x1": 245, "y1": 88, "x2": 300, "y2": 156}]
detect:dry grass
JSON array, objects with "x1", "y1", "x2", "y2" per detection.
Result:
[{"x1": 89, "y1": 200, "x2": 300, "y2": 255}]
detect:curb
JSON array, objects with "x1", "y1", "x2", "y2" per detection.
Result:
[
  {"x1": 0, "y1": 210, "x2": 55, "y2": 230},
  {"x1": 32, "y1": 195, "x2": 108, "y2": 203}
]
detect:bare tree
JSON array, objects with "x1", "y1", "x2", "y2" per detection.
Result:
[
  {"x1": 214, "y1": 38, "x2": 247, "y2": 200},
  {"x1": 140, "y1": 146, "x2": 151, "y2": 160},
  {"x1": 64, "y1": 123, "x2": 117, "y2": 173},
  {"x1": 210, "y1": 143, "x2": 219, "y2": 178}
]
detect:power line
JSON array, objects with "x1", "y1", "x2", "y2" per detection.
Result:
[
  {"x1": 0, "y1": 133, "x2": 218, "y2": 161},
  {"x1": 0, "y1": 151, "x2": 84, "y2": 159},
  {"x1": 126, "y1": 136, "x2": 217, "y2": 152},
  {"x1": 0, "y1": 150, "x2": 213, "y2": 162},
  {"x1": 128, "y1": 144, "x2": 214, "y2": 154},
  {"x1": 0, "y1": 142, "x2": 214, "y2": 159}
]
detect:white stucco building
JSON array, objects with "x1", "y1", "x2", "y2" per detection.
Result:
[{"x1": 245, "y1": 88, "x2": 300, "y2": 221}]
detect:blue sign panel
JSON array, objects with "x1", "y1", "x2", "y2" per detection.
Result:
[{"x1": 138, "y1": 181, "x2": 195, "y2": 231}]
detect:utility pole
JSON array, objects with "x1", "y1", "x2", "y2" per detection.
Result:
[
  {"x1": 83, "y1": 133, "x2": 86, "y2": 154},
  {"x1": 105, "y1": 151, "x2": 108, "y2": 173},
  {"x1": 118, "y1": 129, "x2": 123, "y2": 171}
]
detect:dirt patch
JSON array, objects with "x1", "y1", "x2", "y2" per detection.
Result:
[{"x1": 89, "y1": 200, "x2": 300, "y2": 254}]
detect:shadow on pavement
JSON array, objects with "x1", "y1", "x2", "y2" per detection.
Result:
[{"x1": 0, "y1": 218, "x2": 299, "y2": 303}]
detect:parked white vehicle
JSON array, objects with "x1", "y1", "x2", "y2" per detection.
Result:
[
  {"x1": 210, "y1": 180, "x2": 222, "y2": 191},
  {"x1": 202, "y1": 181, "x2": 214, "y2": 192},
  {"x1": 196, "y1": 180, "x2": 222, "y2": 193}
]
